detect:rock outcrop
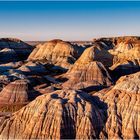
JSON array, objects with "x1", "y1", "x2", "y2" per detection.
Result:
[
  {"x1": 69, "y1": 44, "x2": 113, "y2": 67},
  {"x1": 18, "y1": 61, "x2": 47, "y2": 75},
  {"x1": 110, "y1": 41, "x2": 140, "y2": 64},
  {"x1": 0, "y1": 48, "x2": 18, "y2": 63},
  {"x1": 0, "y1": 90, "x2": 105, "y2": 139},
  {"x1": 0, "y1": 79, "x2": 39, "y2": 104},
  {"x1": 0, "y1": 38, "x2": 33, "y2": 60},
  {"x1": 28, "y1": 39, "x2": 83, "y2": 69},
  {"x1": 109, "y1": 37, "x2": 140, "y2": 79},
  {"x1": 0, "y1": 36, "x2": 139, "y2": 139},
  {"x1": 62, "y1": 46, "x2": 113, "y2": 90},
  {"x1": 93, "y1": 72, "x2": 140, "y2": 139},
  {"x1": 2, "y1": 68, "x2": 27, "y2": 82},
  {"x1": 110, "y1": 60, "x2": 140, "y2": 80},
  {"x1": 0, "y1": 61, "x2": 23, "y2": 73}
]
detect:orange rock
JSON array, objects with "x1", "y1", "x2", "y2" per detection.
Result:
[
  {"x1": 93, "y1": 72, "x2": 140, "y2": 139},
  {"x1": 0, "y1": 90, "x2": 104, "y2": 139},
  {"x1": 0, "y1": 79, "x2": 39, "y2": 104},
  {"x1": 62, "y1": 46, "x2": 113, "y2": 90},
  {"x1": 28, "y1": 40, "x2": 83, "y2": 69}
]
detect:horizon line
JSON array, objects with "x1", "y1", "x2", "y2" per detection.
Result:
[{"x1": 0, "y1": 35, "x2": 139, "y2": 42}]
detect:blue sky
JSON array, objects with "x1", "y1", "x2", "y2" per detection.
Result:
[{"x1": 0, "y1": 1, "x2": 140, "y2": 41}]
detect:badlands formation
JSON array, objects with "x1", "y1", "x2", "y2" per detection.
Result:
[{"x1": 0, "y1": 36, "x2": 139, "y2": 139}]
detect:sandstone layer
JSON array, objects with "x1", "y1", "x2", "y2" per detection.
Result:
[
  {"x1": 0, "y1": 36, "x2": 139, "y2": 139},
  {"x1": 18, "y1": 61, "x2": 47, "y2": 75},
  {"x1": 28, "y1": 39, "x2": 84, "y2": 69},
  {"x1": 93, "y1": 72, "x2": 140, "y2": 139},
  {"x1": 62, "y1": 46, "x2": 113, "y2": 90},
  {"x1": 0, "y1": 79, "x2": 38, "y2": 104},
  {"x1": 109, "y1": 37, "x2": 140, "y2": 79},
  {"x1": 0, "y1": 38, "x2": 33, "y2": 60},
  {"x1": 0, "y1": 90, "x2": 104, "y2": 139}
]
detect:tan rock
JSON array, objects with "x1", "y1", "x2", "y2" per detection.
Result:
[
  {"x1": 28, "y1": 40, "x2": 83, "y2": 69},
  {"x1": 62, "y1": 46, "x2": 113, "y2": 90},
  {"x1": 0, "y1": 90, "x2": 104, "y2": 139},
  {"x1": 70, "y1": 44, "x2": 113, "y2": 67},
  {"x1": 93, "y1": 72, "x2": 140, "y2": 139},
  {"x1": 109, "y1": 37, "x2": 140, "y2": 79},
  {"x1": 0, "y1": 79, "x2": 38, "y2": 104},
  {"x1": 0, "y1": 61, "x2": 23, "y2": 73}
]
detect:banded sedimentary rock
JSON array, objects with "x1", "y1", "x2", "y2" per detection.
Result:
[
  {"x1": 110, "y1": 59, "x2": 140, "y2": 80},
  {"x1": 94, "y1": 72, "x2": 140, "y2": 139},
  {"x1": 62, "y1": 46, "x2": 113, "y2": 90},
  {"x1": 109, "y1": 37, "x2": 140, "y2": 78},
  {"x1": 18, "y1": 61, "x2": 47, "y2": 75},
  {"x1": 0, "y1": 38, "x2": 33, "y2": 59},
  {"x1": 110, "y1": 43, "x2": 140, "y2": 65},
  {"x1": 0, "y1": 48, "x2": 18, "y2": 63},
  {"x1": 0, "y1": 79, "x2": 38, "y2": 104},
  {"x1": 0, "y1": 90, "x2": 105, "y2": 139},
  {"x1": 70, "y1": 44, "x2": 113, "y2": 67},
  {"x1": 0, "y1": 61, "x2": 23, "y2": 73},
  {"x1": 28, "y1": 39, "x2": 83, "y2": 69}
]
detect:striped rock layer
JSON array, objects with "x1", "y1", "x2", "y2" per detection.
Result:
[
  {"x1": 0, "y1": 90, "x2": 105, "y2": 139},
  {"x1": 94, "y1": 72, "x2": 140, "y2": 139},
  {"x1": 28, "y1": 40, "x2": 83, "y2": 69},
  {"x1": 0, "y1": 38, "x2": 33, "y2": 60},
  {"x1": 0, "y1": 48, "x2": 18, "y2": 63},
  {"x1": 109, "y1": 37, "x2": 140, "y2": 78},
  {"x1": 18, "y1": 61, "x2": 47, "y2": 75},
  {"x1": 62, "y1": 46, "x2": 113, "y2": 90},
  {"x1": 0, "y1": 79, "x2": 35, "y2": 104}
]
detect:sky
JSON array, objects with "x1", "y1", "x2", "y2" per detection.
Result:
[{"x1": 0, "y1": 1, "x2": 140, "y2": 41}]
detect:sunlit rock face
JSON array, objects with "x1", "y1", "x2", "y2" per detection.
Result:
[
  {"x1": 0, "y1": 90, "x2": 105, "y2": 139},
  {"x1": 93, "y1": 72, "x2": 140, "y2": 139},
  {"x1": 62, "y1": 46, "x2": 113, "y2": 90},
  {"x1": 0, "y1": 36, "x2": 139, "y2": 140},
  {"x1": 109, "y1": 37, "x2": 140, "y2": 79},
  {"x1": 28, "y1": 39, "x2": 84, "y2": 70},
  {"x1": 0, "y1": 38, "x2": 33, "y2": 60},
  {"x1": 0, "y1": 79, "x2": 39, "y2": 104},
  {"x1": 69, "y1": 44, "x2": 113, "y2": 67}
]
